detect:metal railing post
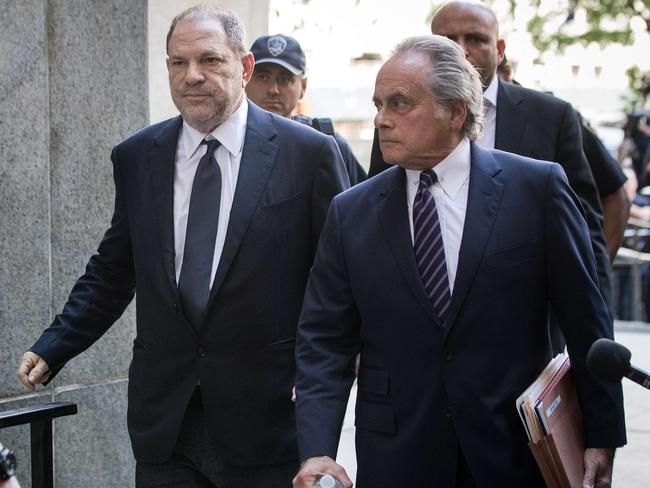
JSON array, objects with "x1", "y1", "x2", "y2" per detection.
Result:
[{"x1": 0, "y1": 402, "x2": 77, "y2": 488}]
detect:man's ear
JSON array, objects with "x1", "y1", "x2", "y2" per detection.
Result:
[
  {"x1": 449, "y1": 101, "x2": 467, "y2": 132},
  {"x1": 496, "y1": 39, "x2": 506, "y2": 67},
  {"x1": 300, "y1": 76, "x2": 308, "y2": 100},
  {"x1": 242, "y1": 52, "x2": 254, "y2": 84}
]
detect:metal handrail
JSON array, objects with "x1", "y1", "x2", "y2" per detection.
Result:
[
  {"x1": 0, "y1": 402, "x2": 77, "y2": 488},
  {"x1": 614, "y1": 246, "x2": 650, "y2": 322}
]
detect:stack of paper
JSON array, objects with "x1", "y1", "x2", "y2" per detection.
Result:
[{"x1": 516, "y1": 353, "x2": 585, "y2": 488}]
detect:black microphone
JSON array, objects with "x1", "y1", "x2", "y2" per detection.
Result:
[{"x1": 586, "y1": 338, "x2": 650, "y2": 390}]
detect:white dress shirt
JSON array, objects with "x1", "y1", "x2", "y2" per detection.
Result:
[
  {"x1": 173, "y1": 99, "x2": 248, "y2": 288},
  {"x1": 476, "y1": 75, "x2": 498, "y2": 149},
  {"x1": 405, "y1": 137, "x2": 471, "y2": 293}
]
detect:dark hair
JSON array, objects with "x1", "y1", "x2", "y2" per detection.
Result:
[{"x1": 166, "y1": 4, "x2": 247, "y2": 56}]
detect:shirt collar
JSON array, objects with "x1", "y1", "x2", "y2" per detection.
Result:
[
  {"x1": 483, "y1": 75, "x2": 499, "y2": 108},
  {"x1": 181, "y1": 98, "x2": 249, "y2": 160},
  {"x1": 406, "y1": 137, "x2": 471, "y2": 200}
]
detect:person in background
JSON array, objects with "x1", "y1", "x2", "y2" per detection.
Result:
[
  {"x1": 496, "y1": 53, "x2": 515, "y2": 84},
  {"x1": 246, "y1": 34, "x2": 366, "y2": 185},
  {"x1": 497, "y1": 57, "x2": 630, "y2": 262},
  {"x1": 621, "y1": 113, "x2": 650, "y2": 185},
  {"x1": 578, "y1": 114, "x2": 630, "y2": 262},
  {"x1": 293, "y1": 34, "x2": 625, "y2": 488},
  {"x1": 17, "y1": 5, "x2": 348, "y2": 487}
]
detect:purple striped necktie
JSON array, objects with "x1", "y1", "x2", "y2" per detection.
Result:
[{"x1": 413, "y1": 169, "x2": 451, "y2": 320}]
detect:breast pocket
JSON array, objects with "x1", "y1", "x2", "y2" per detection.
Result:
[
  {"x1": 266, "y1": 337, "x2": 296, "y2": 350},
  {"x1": 485, "y1": 240, "x2": 541, "y2": 269},
  {"x1": 259, "y1": 191, "x2": 303, "y2": 214},
  {"x1": 257, "y1": 191, "x2": 305, "y2": 232}
]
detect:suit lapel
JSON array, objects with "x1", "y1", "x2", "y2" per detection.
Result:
[
  {"x1": 376, "y1": 167, "x2": 440, "y2": 324},
  {"x1": 208, "y1": 102, "x2": 279, "y2": 302},
  {"x1": 148, "y1": 116, "x2": 183, "y2": 303},
  {"x1": 495, "y1": 80, "x2": 526, "y2": 154},
  {"x1": 443, "y1": 143, "x2": 503, "y2": 340}
]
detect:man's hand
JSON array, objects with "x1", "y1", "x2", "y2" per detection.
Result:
[
  {"x1": 582, "y1": 447, "x2": 615, "y2": 488},
  {"x1": 293, "y1": 456, "x2": 352, "y2": 488},
  {"x1": 16, "y1": 352, "x2": 50, "y2": 391}
]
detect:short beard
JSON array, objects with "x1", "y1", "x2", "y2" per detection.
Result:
[{"x1": 175, "y1": 92, "x2": 241, "y2": 133}]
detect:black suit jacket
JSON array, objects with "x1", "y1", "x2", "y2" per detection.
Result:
[
  {"x1": 31, "y1": 101, "x2": 350, "y2": 465},
  {"x1": 578, "y1": 113, "x2": 627, "y2": 198},
  {"x1": 369, "y1": 81, "x2": 612, "y2": 308},
  {"x1": 296, "y1": 144, "x2": 625, "y2": 487}
]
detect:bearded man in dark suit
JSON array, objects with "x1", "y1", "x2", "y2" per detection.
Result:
[{"x1": 17, "y1": 5, "x2": 348, "y2": 487}]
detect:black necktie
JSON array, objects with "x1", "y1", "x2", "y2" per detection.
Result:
[{"x1": 178, "y1": 138, "x2": 222, "y2": 330}]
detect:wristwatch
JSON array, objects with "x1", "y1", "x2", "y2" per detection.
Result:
[{"x1": 0, "y1": 447, "x2": 16, "y2": 481}]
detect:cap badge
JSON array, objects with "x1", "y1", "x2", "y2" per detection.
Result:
[{"x1": 267, "y1": 36, "x2": 287, "y2": 56}]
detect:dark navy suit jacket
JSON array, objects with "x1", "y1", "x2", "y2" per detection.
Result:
[
  {"x1": 296, "y1": 143, "x2": 625, "y2": 487},
  {"x1": 31, "y1": 101, "x2": 350, "y2": 465},
  {"x1": 369, "y1": 81, "x2": 612, "y2": 311}
]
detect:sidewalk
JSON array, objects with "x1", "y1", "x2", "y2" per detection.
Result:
[
  {"x1": 335, "y1": 321, "x2": 650, "y2": 486},
  {"x1": 612, "y1": 321, "x2": 650, "y2": 487}
]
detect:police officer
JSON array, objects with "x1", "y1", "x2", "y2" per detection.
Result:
[{"x1": 246, "y1": 34, "x2": 366, "y2": 185}]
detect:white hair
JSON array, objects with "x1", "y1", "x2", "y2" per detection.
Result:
[{"x1": 393, "y1": 35, "x2": 484, "y2": 140}]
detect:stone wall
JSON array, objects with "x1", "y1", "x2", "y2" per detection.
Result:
[{"x1": 0, "y1": 1, "x2": 147, "y2": 486}]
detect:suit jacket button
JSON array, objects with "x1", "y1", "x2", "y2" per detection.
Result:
[
  {"x1": 444, "y1": 351, "x2": 453, "y2": 361},
  {"x1": 445, "y1": 408, "x2": 452, "y2": 418},
  {"x1": 172, "y1": 303, "x2": 179, "y2": 314},
  {"x1": 197, "y1": 347, "x2": 206, "y2": 358}
]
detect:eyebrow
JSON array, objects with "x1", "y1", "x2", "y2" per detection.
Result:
[
  {"x1": 464, "y1": 31, "x2": 490, "y2": 40},
  {"x1": 373, "y1": 89, "x2": 411, "y2": 105},
  {"x1": 439, "y1": 31, "x2": 489, "y2": 40}
]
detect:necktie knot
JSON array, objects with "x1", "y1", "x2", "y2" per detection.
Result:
[
  {"x1": 420, "y1": 169, "x2": 437, "y2": 188},
  {"x1": 202, "y1": 138, "x2": 221, "y2": 156}
]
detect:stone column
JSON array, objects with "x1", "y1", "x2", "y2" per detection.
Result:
[{"x1": 0, "y1": 1, "x2": 147, "y2": 486}]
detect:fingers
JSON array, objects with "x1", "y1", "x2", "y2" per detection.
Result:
[
  {"x1": 291, "y1": 386, "x2": 296, "y2": 402},
  {"x1": 17, "y1": 353, "x2": 36, "y2": 391},
  {"x1": 292, "y1": 456, "x2": 352, "y2": 488},
  {"x1": 582, "y1": 457, "x2": 596, "y2": 488},
  {"x1": 583, "y1": 448, "x2": 614, "y2": 488},
  {"x1": 332, "y1": 465, "x2": 353, "y2": 488},
  {"x1": 16, "y1": 352, "x2": 49, "y2": 391}
]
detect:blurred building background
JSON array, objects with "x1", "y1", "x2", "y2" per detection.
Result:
[
  {"x1": 147, "y1": 0, "x2": 650, "y2": 170},
  {"x1": 264, "y1": 0, "x2": 650, "y2": 169}
]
